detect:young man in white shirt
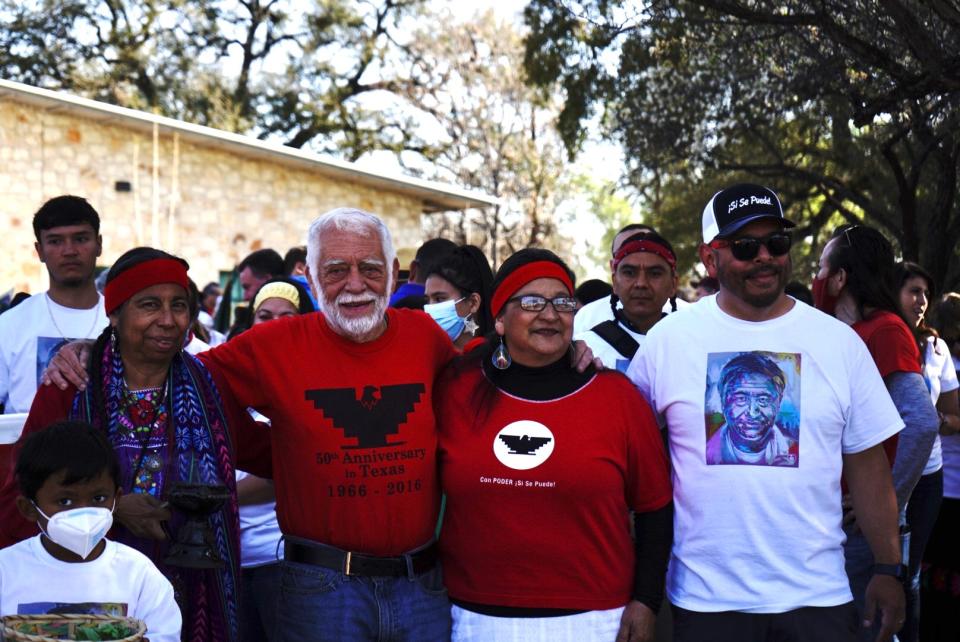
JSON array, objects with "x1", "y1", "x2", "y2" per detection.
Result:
[
  {"x1": 1, "y1": 420, "x2": 180, "y2": 641},
  {"x1": 574, "y1": 229, "x2": 680, "y2": 372},
  {"x1": 0, "y1": 196, "x2": 107, "y2": 414},
  {"x1": 627, "y1": 183, "x2": 906, "y2": 641}
]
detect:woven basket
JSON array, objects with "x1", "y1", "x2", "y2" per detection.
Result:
[{"x1": 1, "y1": 614, "x2": 146, "y2": 641}]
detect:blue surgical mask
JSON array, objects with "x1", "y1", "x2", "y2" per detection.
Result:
[{"x1": 424, "y1": 297, "x2": 468, "y2": 341}]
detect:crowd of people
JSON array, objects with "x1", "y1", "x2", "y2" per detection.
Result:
[{"x1": 0, "y1": 186, "x2": 958, "y2": 642}]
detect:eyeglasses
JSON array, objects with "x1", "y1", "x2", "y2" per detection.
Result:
[
  {"x1": 506, "y1": 295, "x2": 578, "y2": 313},
  {"x1": 710, "y1": 232, "x2": 792, "y2": 261}
]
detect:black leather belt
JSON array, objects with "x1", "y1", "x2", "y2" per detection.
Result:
[{"x1": 284, "y1": 539, "x2": 438, "y2": 577}]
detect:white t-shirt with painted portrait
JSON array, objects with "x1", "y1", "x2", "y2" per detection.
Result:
[{"x1": 626, "y1": 296, "x2": 903, "y2": 613}]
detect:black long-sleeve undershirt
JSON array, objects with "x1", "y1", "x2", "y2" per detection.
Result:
[{"x1": 633, "y1": 502, "x2": 674, "y2": 613}]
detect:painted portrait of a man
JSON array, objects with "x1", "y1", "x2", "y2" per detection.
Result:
[{"x1": 705, "y1": 352, "x2": 799, "y2": 467}]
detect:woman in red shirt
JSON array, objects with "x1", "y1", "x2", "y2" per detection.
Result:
[
  {"x1": 435, "y1": 248, "x2": 673, "y2": 642},
  {"x1": 813, "y1": 225, "x2": 939, "y2": 642}
]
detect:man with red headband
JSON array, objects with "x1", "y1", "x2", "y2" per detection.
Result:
[
  {"x1": 0, "y1": 196, "x2": 107, "y2": 415},
  {"x1": 574, "y1": 229, "x2": 679, "y2": 372},
  {"x1": 627, "y1": 184, "x2": 906, "y2": 642}
]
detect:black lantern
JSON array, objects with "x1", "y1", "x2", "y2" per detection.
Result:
[{"x1": 164, "y1": 482, "x2": 231, "y2": 569}]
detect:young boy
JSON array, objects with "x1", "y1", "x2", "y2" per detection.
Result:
[{"x1": 0, "y1": 420, "x2": 181, "y2": 641}]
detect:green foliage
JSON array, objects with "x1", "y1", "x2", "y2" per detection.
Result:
[
  {"x1": 0, "y1": 0, "x2": 431, "y2": 157},
  {"x1": 561, "y1": 173, "x2": 635, "y2": 274},
  {"x1": 403, "y1": 8, "x2": 573, "y2": 266},
  {"x1": 10, "y1": 620, "x2": 135, "y2": 640},
  {"x1": 523, "y1": 0, "x2": 622, "y2": 156},
  {"x1": 74, "y1": 622, "x2": 136, "y2": 640},
  {"x1": 524, "y1": 0, "x2": 960, "y2": 289}
]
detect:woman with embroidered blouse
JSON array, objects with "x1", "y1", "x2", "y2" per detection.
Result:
[{"x1": 0, "y1": 247, "x2": 270, "y2": 642}]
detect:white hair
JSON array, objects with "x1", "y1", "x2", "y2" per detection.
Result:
[
  {"x1": 305, "y1": 207, "x2": 396, "y2": 340},
  {"x1": 306, "y1": 207, "x2": 396, "y2": 290}
]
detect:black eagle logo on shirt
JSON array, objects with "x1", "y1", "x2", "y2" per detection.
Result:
[
  {"x1": 499, "y1": 434, "x2": 552, "y2": 455},
  {"x1": 305, "y1": 384, "x2": 426, "y2": 449}
]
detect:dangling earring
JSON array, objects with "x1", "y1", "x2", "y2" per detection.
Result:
[
  {"x1": 492, "y1": 336, "x2": 512, "y2": 370},
  {"x1": 109, "y1": 326, "x2": 118, "y2": 353}
]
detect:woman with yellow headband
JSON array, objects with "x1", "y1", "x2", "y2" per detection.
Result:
[
  {"x1": 0, "y1": 247, "x2": 271, "y2": 642},
  {"x1": 251, "y1": 278, "x2": 315, "y2": 326},
  {"x1": 236, "y1": 277, "x2": 314, "y2": 642},
  {"x1": 435, "y1": 248, "x2": 673, "y2": 642}
]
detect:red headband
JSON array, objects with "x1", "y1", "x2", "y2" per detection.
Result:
[
  {"x1": 612, "y1": 239, "x2": 677, "y2": 270},
  {"x1": 104, "y1": 258, "x2": 190, "y2": 314},
  {"x1": 490, "y1": 261, "x2": 574, "y2": 318}
]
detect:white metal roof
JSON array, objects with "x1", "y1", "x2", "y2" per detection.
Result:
[{"x1": 0, "y1": 78, "x2": 499, "y2": 213}]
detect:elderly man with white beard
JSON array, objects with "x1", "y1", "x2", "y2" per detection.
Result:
[
  {"x1": 43, "y1": 208, "x2": 457, "y2": 641},
  {"x1": 199, "y1": 207, "x2": 458, "y2": 641}
]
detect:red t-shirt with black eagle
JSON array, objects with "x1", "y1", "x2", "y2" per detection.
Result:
[
  {"x1": 200, "y1": 308, "x2": 457, "y2": 556},
  {"x1": 436, "y1": 365, "x2": 672, "y2": 610}
]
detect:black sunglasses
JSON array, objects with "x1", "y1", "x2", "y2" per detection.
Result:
[{"x1": 710, "y1": 232, "x2": 793, "y2": 261}]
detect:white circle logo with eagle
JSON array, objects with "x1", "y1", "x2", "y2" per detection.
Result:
[{"x1": 493, "y1": 420, "x2": 555, "y2": 470}]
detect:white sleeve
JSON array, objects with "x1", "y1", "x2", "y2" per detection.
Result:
[
  {"x1": 133, "y1": 562, "x2": 182, "y2": 642},
  {"x1": 841, "y1": 338, "x2": 905, "y2": 454},
  {"x1": 626, "y1": 337, "x2": 664, "y2": 427},
  {"x1": 938, "y1": 339, "x2": 959, "y2": 394},
  {"x1": 0, "y1": 316, "x2": 11, "y2": 408}
]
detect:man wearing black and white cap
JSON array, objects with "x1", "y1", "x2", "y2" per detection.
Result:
[{"x1": 627, "y1": 184, "x2": 907, "y2": 641}]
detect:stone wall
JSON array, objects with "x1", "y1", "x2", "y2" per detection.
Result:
[{"x1": 0, "y1": 98, "x2": 429, "y2": 294}]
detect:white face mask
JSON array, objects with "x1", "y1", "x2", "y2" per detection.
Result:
[{"x1": 34, "y1": 501, "x2": 114, "y2": 560}]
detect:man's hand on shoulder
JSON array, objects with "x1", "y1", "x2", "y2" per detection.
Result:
[
  {"x1": 571, "y1": 339, "x2": 604, "y2": 372},
  {"x1": 41, "y1": 340, "x2": 93, "y2": 390}
]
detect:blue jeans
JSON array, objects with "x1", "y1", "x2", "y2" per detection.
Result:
[
  {"x1": 275, "y1": 551, "x2": 450, "y2": 641},
  {"x1": 240, "y1": 563, "x2": 281, "y2": 642},
  {"x1": 901, "y1": 470, "x2": 943, "y2": 642}
]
